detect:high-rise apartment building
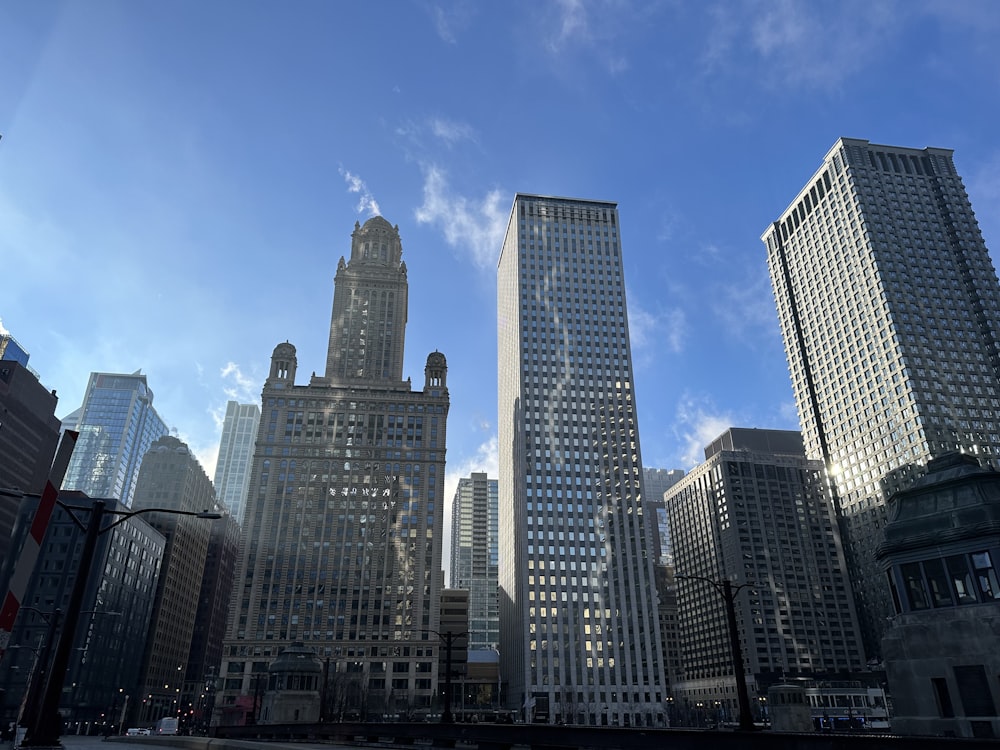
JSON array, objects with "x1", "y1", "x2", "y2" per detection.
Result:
[
  {"x1": 62, "y1": 371, "x2": 169, "y2": 507},
  {"x1": 763, "y1": 138, "x2": 1000, "y2": 655},
  {"x1": 498, "y1": 194, "x2": 665, "y2": 727},
  {"x1": 217, "y1": 216, "x2": 449, "y2": 726},
  {"x1": 213, "y1": 401, "x2": 261, "y2": 525},
  {"x1": 665, "y1": 428, "x2": 864, "y2": 722},
  {"x1": 450, "y1": 472, "x2": 499, "y2": 650},
  {"x1": 132, "y1": 435, "x2": 217, "y2": 724}
]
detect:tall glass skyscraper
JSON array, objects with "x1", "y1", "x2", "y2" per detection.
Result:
[
  {"x1": 763, "y1": 138, "x2": 1000, "y2": 656},
  {"x1": 217, "y1": 216, "x2": 449, "y2": 725},
  {"x1": 498, "y1": 194, "x2": 665, "y2": 726},
  {"x1": 61, "y1": 371, "x2": 169, "y2": 507},
  {"x1": 213, "y1": 401, "x2": 261, "y2": 525},
  {"x1": 450, "y1": 472, "x2": 499, "y2": 649}
]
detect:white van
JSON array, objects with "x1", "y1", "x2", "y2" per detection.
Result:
[{"x1": 155, "y1": 717, "x2": 179, "y2": 735}]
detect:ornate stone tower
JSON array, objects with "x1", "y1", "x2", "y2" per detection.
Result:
[
  {"x1": 218, "y1": 216, "x2": 449, "y2": 726},
  {"x1": 325, "y1": 217, "x2": 408, "y2": 383}
]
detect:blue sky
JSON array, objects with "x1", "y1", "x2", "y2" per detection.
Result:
[{"x1": 4, "y1": 1, "x2": 1000, "y2": 518}]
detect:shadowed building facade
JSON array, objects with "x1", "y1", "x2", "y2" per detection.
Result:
[
  {"x1": 132, "y1": 435, "x2": 217, "y2": 724},
  {"x1": 665, "y1": 428, "x2": 864, "y2": 724},
  {"x1": 217, "y1": 216, "x2": 449, "y2": 725}
]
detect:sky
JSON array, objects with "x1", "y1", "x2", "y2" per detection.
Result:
[{"x1": 3, "y1": 1, "x2": 1000, "y2": 547}]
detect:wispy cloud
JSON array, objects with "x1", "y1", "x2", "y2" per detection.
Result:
[
  {"x1": 220, "y1": 361, "x2": 260, "y2": 402},
  {"x1": 339, "y1": 167, "x2": 381, "y2": 217},
  {"x1": 674, "y1": 394, "x2": 734, "y2": 467},
  {"x1": 699, "y1": 0, "x2": 899, "y2": 91},
  {"x1": 426, "y1": 1, "x2": 476, "y2": 44},
  {"x1": 549, "y1": 0, "x2": 590, "y2": 53},
  {"x1": 430, "y1": 117, "x2": 477, "y2": 147},
  {"x1": 537, "y1": 0, "x2": 635, "y2": 76},
  {"x1": 709, "y1": 270, "x2": 780, "y2": 346},
  {"x1": 749, "y1": 0, "x2": 897, "y2": 90},
  {"x1": 413, "y1": 164, "x2": 507, "y2": 269},
  {"x1": 0, "y1": 318, "x2": 9, "y2": 336},
  {"x1": 628, "y1": 298, "x2": 686, "y2": 355}
]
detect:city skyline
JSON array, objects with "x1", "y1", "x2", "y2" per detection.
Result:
[{"x1": 5, "y1": 3, "x2": 1000, "y2": 528}]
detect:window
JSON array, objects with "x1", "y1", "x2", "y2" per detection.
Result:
[
  {"x1": 932, "y1": 678, "x2": 954, "y2": 718},
  {"x1": 954, "y1": 665, "x2": 996, "y2": 717}
]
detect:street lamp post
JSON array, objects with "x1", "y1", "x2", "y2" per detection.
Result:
[
  {"x1": 424, "y1": 630, "x2": 467, "y2": 724},
  {"x1": 18, "y1": 497, "x2": 220, "y2": 747},
  {"x1": 676, "y1": 574, "x2": 756, "y2": 732}
]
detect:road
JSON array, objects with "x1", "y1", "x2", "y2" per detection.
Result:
[{"x1": 54, "y1": 733, "x2": 361, "y2": 750}]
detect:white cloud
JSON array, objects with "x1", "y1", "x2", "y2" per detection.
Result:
[
  {"x1": 536, "y1": 0, "x2": 638, "y2": 76},
  {"x1": 674, "y1": 394, "x2": 734, "y2": 467},
  {"x1": 413, "y1": 164, "x2": 507, "y2": 269},
  {"x1": 429, "y1": 117, "x2": 477, "y2": 147},
  {"x1": 220, "y1": 361, "x2": 260, "y2": 402},
  {"x1": 425, "y1": 1, "x2": 476, "y2": 44},
  {"x1": 442, "y1": 435, "x2": 499, "y2": 585},
  {"x1": 339, "y1": 167, "x2": 381, "y2": 217},
  {"x1": 710, "y1": 271, "x2": 780, "y2": 346},
  {"x1": 0, "y1": 318, "x2": 8, "y2": 336},
  {"x1": 698, "y1": 0, "x2": 900, "y2": 91},
  {"x1": 748, "y1": 0, "x2": 897, "y2": 90},
  {"x1": 627, "y1": 298, "x2": 686, "y2": 355},
  {"x1": 549, "y1": 0, "x2": 590, "y2": 53}
]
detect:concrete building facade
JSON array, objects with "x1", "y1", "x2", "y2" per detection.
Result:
[
  {"x1": 878, "y1": 452, "x2": 1000, "y2": 738},
  {"x1": 664, "y1": 428, "x2": 865, "y2": 723},
  {"x1": 449, "y1": 472, "x2": 499, "y2": 650},
  {"x1": 763, "y1": 138, "x2": 1000, "y2": 656},
  {"x1": 217, "y1": 216, "x2": 449, "y2": 725},
  {"x1": 213, "y1": 402, "x2": 260, "y2": 526},
  {"x1": 497, "y1": 194, "x2": 665, "y2": 727}
]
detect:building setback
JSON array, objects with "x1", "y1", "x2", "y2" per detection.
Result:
[
  {"x1": 217, "y1": 216, "x2": 449, "y2": 725},
  {"x1": 213, "y1": 401, "x2": 261, "y2": 526},
  {"x1": 61, "y1": 371, "x2": 169, "y2": 508},
  {"x1": 449, "y1": 472, "x2": 499, "y2": 650},
  {"x1": 497, "y1": 193, "x2": 665, "y2": 727},
  {"x1": 665, "y1": 428, "x2": 865, "y2": 724},
  {"x1": 762, "y1": 138, "x2": 1000, "y2": 656}
]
